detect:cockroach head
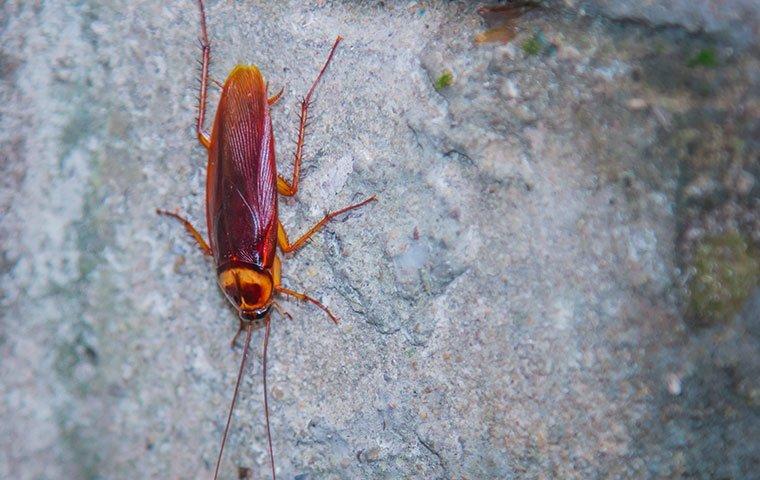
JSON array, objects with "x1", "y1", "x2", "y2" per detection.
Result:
[{"x1": 217, "y1": 266, "x2": 273, "y2": 320}]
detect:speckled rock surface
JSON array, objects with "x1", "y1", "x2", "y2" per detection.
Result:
[
  {"x1": 573, "y1": 0, "x2": 760, "y2": 46},
  {"x1": 1, "y1": 1, "x2": 758, "y2": 479}
]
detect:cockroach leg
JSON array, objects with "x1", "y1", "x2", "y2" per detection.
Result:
[
  {"x1": 276, "y1": 176, "x2": 295, "y2": 197},
  {"x1": 229, "y1": 320, "x2": 245, "y2": 349},
  {"x1": 277, "y1": 36, "x2": 343, "y2": 197},
  {"x1": 196, "y1": 0, "x2": 211, "y2": 149},
  {"x1": 267, "y1": 87, "x2": 284, "y2": 106},
  {"x1": 272, "y1": 254, "x2": 283, "y2": 286},
  {"x1": 276, "y1": 195, "x2": 376, "y2": 254},
  {"x1": 156, "y1": 209, "x2": 212, "y2": 256},
  {"x1": 275, "y1": 286, "x2": 339, "y2": 324},
  {"x1": 271, "y1": 301, "x2": 292, "y2": 320},
  {"x1": 272, "y1": 255, "x2": 336, "y2": 323}
]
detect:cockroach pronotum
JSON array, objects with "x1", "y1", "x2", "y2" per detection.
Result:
[{"x1": 157, "y1": 1, "x2": 376, "y2": 478}]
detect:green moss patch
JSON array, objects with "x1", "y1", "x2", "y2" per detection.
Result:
[
  {"x1": 687, "y1": 48, "x2": 718, "y2": 68},
  {"x1": 522, "y1": 33, "x2": 543, "y2": 56},
  {"x1": 688, "y1": 232, "x2": 760, "y2": 325},
  {"x1": 433, "y1": 70, "x2": 454, "y2": 91}
]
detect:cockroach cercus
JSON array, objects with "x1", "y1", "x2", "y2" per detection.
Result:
[{"x1": 157, "y1": 1, "x2": 376, "y2": 478}]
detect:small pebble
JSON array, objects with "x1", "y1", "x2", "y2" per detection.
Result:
[
  {"x1": 626, "y1": 98, "x2": 648, "y2": 110},
  {"x1": 364, "y1": 447, "x2": 381, "y2": 462},
  {"x1": 735, "y1": 170, "x2": 755, "y2": 195},
  {"x1": 666, "y1": 373, "x2": 682, "y2": 396},
  {"x1": 500, "y1": 79, "x2": 520, "y2": 99},
  {"x1": 557, "y1": 45, "x2": 582, "y2": 61}
]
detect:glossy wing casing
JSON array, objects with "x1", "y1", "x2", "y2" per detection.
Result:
[{"x1": 206, "y1": 65, "x2": 278, "y2": 271}]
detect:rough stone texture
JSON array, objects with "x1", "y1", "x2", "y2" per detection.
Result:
[
  {"x1": 572, "y1": 0, "x2": 760, "y2": 46},
  {"x1": 1, "y1": 1, "x2": 758, "y2": 479}
]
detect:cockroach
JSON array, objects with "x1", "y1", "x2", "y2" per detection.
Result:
[{"x1": 157, "y1": 1, "x2": 375, "y2": 478}]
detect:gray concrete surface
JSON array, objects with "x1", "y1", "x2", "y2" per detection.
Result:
[
  {"x1": 1, "y1": 1, "x2": 758, "y2": 479},
  {"x1": 573, "y1": 0, "x2": 760, "y2": 46}
]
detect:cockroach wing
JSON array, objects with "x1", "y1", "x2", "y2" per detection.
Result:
[{"x1": 206, "y1": 65, "x2": 278, "y2": 271}]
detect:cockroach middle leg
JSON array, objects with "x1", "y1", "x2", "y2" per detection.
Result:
[
  {"x1": 196, "y1": 0, "x2": 211, "y2": 149},
  {"x1": 276, "y1": 195, "x2": 377, "y2": 254},
  {"x1": 229, "y1": 320, "x2": 248, "y2": 349},
  {"x1": 277, "y1": 36, "x2": 343, "y2": 197},
  {"x1": 156, "y1": 209, "x2": 212, "y2": 256}
]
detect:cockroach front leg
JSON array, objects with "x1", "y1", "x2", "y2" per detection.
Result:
[
  {"x1": 276, "y1": 286, "x2": 339, "y2": 324},
  {"x1": 230, "y1": 320, "x2": 245, "y2": 348},
  {"x1": 277, "y1": 195, "x2": 376, "y2": 254},
  {"x1": 156, "y1": 209, "x2": 212, "y2": 256},
  {"x1": 271, "y1": 255, "x2": 337, "y2": 324},
  {"x1": 271, "y1": 301, "x2": 292, "y2": 320},
  {"x1": 277, "y1": 36, "x2": 343, "y2": 197}
]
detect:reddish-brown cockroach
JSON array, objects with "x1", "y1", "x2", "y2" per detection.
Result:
[{"x1": 157, "y1": 1, "x2": 375, "y2": 478}]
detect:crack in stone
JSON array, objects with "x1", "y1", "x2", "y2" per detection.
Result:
[{"x1": 416, "y1": 433, "x2": 447, "y2": 478}]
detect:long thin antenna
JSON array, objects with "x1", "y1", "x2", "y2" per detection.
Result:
[
  {"x1": 263, "y1": 318, "x2": 276, "y2": 479},
  {"x1": 213, "y1": 322, "x2": 253, "y2": 480}
]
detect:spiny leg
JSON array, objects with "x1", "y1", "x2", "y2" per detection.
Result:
[
  {"x1": 229, "y1": 319, "x2": 247, "y2": 349},
  {"x1": 277, "y1": 36, "x2": 343, "y2": 197},
  {"x1": 271, "y1": 301, "x2": 292, "y2": 320},
  {"x1": 156, "y1": 209, "x2": 212, "y2": 256},
  {"x1": 196, "y1": 0, "x2": 211, "y2": 149},
  {"x1": 268, "y1": 87, "x2": 284, "y2": 106},
  {"x1": 276, "y1": 286, "x2": 339, "y2": 324},
  {"x1": 272, "y1": 255, "x2": 283, "y2": 285},
  {"x1": 272, "y1": 255, "x2": 338, "y2": 324},
  {"x1": 277, "y1": 195, "x2": 376, "y2": 254}
]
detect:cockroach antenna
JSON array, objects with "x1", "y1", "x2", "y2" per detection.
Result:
[
  {"x1": 262, "y1": 319, "x2": 275, "y2": 480},
  {"x1": 213, "y1": 323, "x2": 253, "y2": 480}
]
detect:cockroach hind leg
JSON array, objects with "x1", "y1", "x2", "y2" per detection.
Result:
[
  {"x1": 277, "y1": 36, "x2": 344, "y2": 199},
  {"x1": 195, "y1": 0, "x2": 211, "y2": 150}
]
